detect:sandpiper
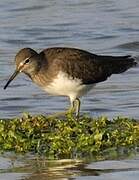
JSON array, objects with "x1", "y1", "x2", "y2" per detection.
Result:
[{"x1": 4, "y1": 47, "x2": 137, "y2": 117}]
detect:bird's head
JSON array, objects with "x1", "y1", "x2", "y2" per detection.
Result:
[{"x1": 4, "y1": 48, "x2": 40, "y2": 90}]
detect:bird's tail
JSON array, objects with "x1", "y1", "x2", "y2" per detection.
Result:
[
  {"x1": 110, "y1": 55, "x2": 137, "y2": 74},
  {"x1": 97, "y1": 55, "x2": 137, "y2": 74}
]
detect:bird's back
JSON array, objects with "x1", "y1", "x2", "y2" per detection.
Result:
[{"x1": 38, "y1": 47, "x2": 136, "y2": 85}]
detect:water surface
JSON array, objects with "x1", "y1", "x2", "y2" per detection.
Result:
[
  {"x1": 0, "y1": 1, "x2": 139, "y2": 179},
  {"x1": 0, "y1": 0, "x2": 139, "y2": 119},
  {"x1": 0, "y1": 152, "x2": 139, "y2": 180}
]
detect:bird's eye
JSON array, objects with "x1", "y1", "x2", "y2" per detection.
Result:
[{"x1": 25, "y1": 58, "x2": 30, "y2": 64}]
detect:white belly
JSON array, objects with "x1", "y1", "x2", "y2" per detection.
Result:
[{"x1": 42, "y1": 71, "x2": 95, "y2": 102}]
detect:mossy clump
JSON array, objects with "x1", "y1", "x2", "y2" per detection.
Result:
[{"x1": 0, "y1": 113, "x2": 139, "y2": 158}]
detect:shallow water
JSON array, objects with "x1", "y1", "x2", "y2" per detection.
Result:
[
  {"x1": 0, "y1": 0, "x2": 139, "y2": 119},
  {"x1": 0, "y1": 1, "x2": 139, "y2": 179},
  {"x1": 0, "y1": 152, "x2": 139, "y2": 180}
]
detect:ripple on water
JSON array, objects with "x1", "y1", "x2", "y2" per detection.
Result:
[
  {"x1": 9, "y1": 5, "x2": 46, "y2": 12},
  {"x1": 117, "y1": 41, "x2": 139, "y2": 50},
  {"x1": 0, "y1": 0, "x2": 139, "y2": 119}
]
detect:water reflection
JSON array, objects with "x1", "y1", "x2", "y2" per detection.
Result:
[{"x1": 0, "y1": 152, "x2": 139, "y2": 180}]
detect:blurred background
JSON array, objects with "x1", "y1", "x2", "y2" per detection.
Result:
[{"x1": 0, "y1": 0, "x2": 139, "y2": 119}]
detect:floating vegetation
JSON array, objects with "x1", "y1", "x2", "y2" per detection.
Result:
[{"x1": 0, "y1": 113, "x2": 139, "y2": 159}]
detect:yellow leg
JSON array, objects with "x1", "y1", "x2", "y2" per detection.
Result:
[
  {"x1": 48, "y1": 102, "x2": 75, "y2": 118},
  {"x1": 66, "y1": 100, "x2": 76, "y2": 115},
  {"x1": 75, "y1": 98, "x2": 81, "y2": 118},
  {"x1": 48, "y1": 111, "x2": 67, "y2": 118},
  {"x1": 68, "y1": 98, "x2": 81, "y2": 118},
  {"x1": 48, "y1": 98, "x2": 81, "y2": 119}
]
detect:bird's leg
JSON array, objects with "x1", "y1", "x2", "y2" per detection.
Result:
[
  {"x1": 50, "y1": 97, "x2": 81, "y2": 118},
  {"x1": 49, "y1": 98, "x2": 77, "y2": 118},
  {"x1": 75, "y1": 98, "x2": 81, "y2": 119},
  {"x1": 48, "y1": 111, "x2": 67, "y2": 118},
  {"x1": 67, "y1": 98, "x2": 81, "y2": 118},
  {"x1": 67, "y1": 99, "x2": 76, "y2": 115}
]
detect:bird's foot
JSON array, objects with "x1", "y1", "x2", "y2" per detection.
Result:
[
  {"x1": 66, "y1": 105, "x2": 80, "y2": 120},
  {"x1": 47, "y1": 111, "x2": 67, "y2": 119},
  {"x1": 48, "y1": 98, "x2": 81, "y2": 120}
]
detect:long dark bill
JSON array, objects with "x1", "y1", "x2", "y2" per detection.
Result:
[{"x1": 4, "y1": 70, "x2": 20, "y2": 90}]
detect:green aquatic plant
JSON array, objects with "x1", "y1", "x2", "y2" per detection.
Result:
[{"x1": 0, "y1": 113, "x2": 139, "y2": 158}]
